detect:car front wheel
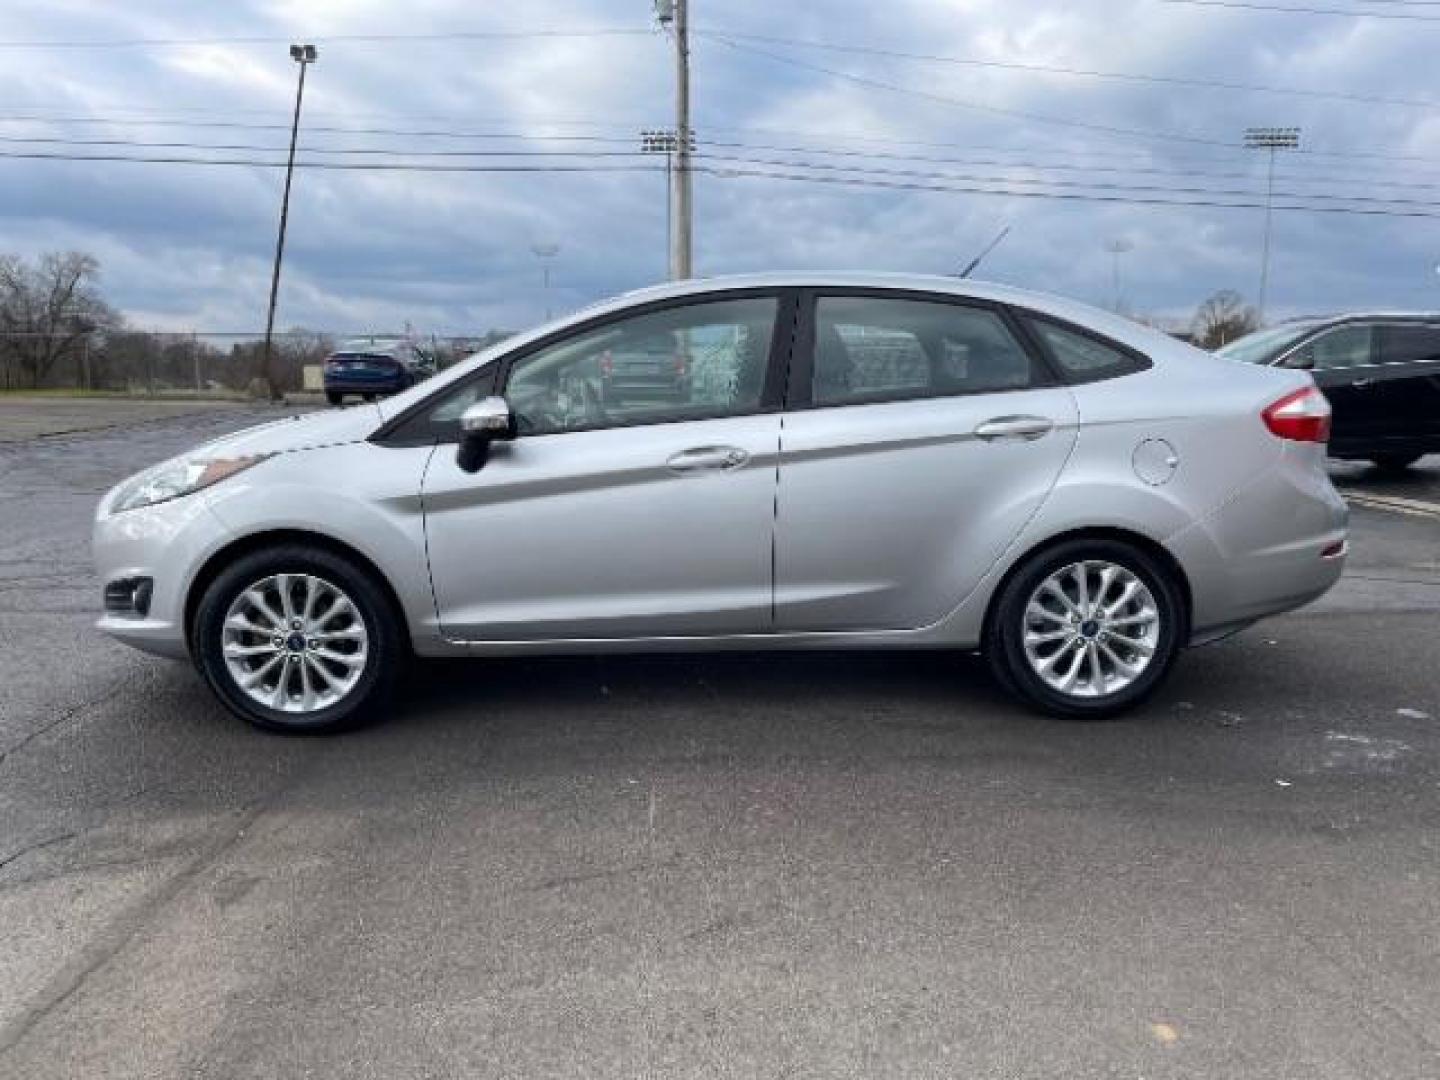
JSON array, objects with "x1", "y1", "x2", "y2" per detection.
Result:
[
  {"x1": 985, "y1": 538, "x2": 1184, "y2": 720},
  {"x1": 192, "y1": 545, "x2": 402, "y2": 733}
]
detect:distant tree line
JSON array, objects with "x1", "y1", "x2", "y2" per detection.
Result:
[
  {"x1": 0, "y1": 250, "x2": 512, "y2": 394},
  {"x1": 0, "y1": 248, "x2": 1273, "y2": 393}
]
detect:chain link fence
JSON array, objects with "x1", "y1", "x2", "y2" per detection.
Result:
[{"x1": 0, "y1": 329, "x2": 512, "y2": 396}]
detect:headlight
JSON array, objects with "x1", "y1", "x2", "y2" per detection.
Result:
[{"x1": 110, "y1": 453, "x2": 273, "y2": 514}]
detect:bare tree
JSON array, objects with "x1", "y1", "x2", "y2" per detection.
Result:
[
  {"x1": 1191, "y1": 290, "x2": 1260, "y2": 350},
  {"x1": 0, "y1": 252, "x2": 119, "y2": 388}
]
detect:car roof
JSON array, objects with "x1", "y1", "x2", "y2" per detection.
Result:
[{"x1": 1278, "y1": 311, "x2": 1440, "y2": 326}]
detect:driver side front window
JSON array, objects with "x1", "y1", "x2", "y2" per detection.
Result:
[{"x1": 503, "y1": 297, "x2": 778, "y2": 436}]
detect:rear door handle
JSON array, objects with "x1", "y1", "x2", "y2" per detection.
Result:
[
  {"x1": 666, "y1": 445, "x2": 749, "y2": 473},
  {"x1": 974, "y1": 415, "x2": 1055, "y2": 442},
  {"x1": 1350, "y1": 378, "x2": 1374, "y2": 389}
]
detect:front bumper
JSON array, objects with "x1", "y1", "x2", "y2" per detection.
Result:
[{"x1": 93, "y1": 491, "x2": 233, "y2": 660}]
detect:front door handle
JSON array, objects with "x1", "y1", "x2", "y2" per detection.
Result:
[
  {"x1": 974, "y1": 415, "x2": 1054, "y2": 442},
  {"x1": 1350, "y1": 378, "x2": 1374, "y2": 389},
  {"x1": 666, "y1": 446, "x2": 749, "y2": 473}
]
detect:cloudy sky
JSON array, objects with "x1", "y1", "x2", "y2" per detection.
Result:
[{"x1": 4, "y1": 0, "x2": 1440, "y2": 335}]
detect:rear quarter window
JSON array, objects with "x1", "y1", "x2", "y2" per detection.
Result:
[{"x1": 1022, "y1": 315, "x2": 1150, "y2": 383}]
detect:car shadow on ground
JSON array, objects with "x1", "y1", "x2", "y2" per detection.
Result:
[{"x1": 1328, "y1": 454, "x2": 1440, "y2": 493}]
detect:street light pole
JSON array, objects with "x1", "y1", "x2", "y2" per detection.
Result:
[
  {"x1": 1105, "y1": 238, "x2": 1133, "y2": 313},
  {"x1": 531, "y1": 243, "x2": 559, "y2": 321},
  {"x1": 1244, "y1": 126, "x2": 1299, "y2": 326},
  {"x1": 261, "y1": 43, "x2": 317, "y2": 402}
]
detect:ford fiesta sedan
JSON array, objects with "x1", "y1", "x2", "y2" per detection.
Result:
[{"x1": 95, "y1": 274, "x2": 1348, "y2": 732}]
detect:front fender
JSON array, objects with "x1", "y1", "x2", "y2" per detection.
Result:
[{"x1": 201, "y1": 442, "x2": 439, "y2": 644}]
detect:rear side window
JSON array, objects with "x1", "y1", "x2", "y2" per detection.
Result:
[
  {"x1": 1024, "y1": 317, "x2": 1146, "y2": 382},
  {"x1": 811, "y1": 296, "x2": 1040, "y2": 406},
  {"x1": 1378, "y1": 324, "x2": 1440, "y2": 366}
]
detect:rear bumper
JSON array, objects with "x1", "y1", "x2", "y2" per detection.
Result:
[
  {"x1": 324, "y1": 372, "x2": 409, "y2": 393},
  {"x1": 1167, "y1": 443, "x2": 1348, "y2": 641}
]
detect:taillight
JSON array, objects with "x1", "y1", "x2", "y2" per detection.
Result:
[
  {"x1": 1262, "y1": 386, "x2": 1331, "y2": 443},
  {"x1": 600, "y1": 349, "x2": 614, "y2": 376},
  {"x1": 673, "y1": 352, "x2": 688, "y2": 377}
]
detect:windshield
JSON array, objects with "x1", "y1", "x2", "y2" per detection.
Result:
[{"x1": 1215, "y1": 321, "x2": 1320, "y2": 365}]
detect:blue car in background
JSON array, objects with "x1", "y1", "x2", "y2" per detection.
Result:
[{"x1": 323, "y1": 338, "x2": 434, "y2": 405}]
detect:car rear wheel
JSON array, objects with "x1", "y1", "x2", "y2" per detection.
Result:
[
  {"x1": 985, "y1": 538, "x2": 1184, "y2": 720},
  {"x1": 1371, "y1": 453, "x2": 1421, "y2": 473},
  {"x1": 326, "y1": 391, "x2": 343, "y2": 406},
  {"x1": 192, "y1": 545, "x2": 402, "y2": 733}
]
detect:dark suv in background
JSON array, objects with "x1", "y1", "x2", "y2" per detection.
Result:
[{"x1": 1218, "y1": 314, "x2": 1440, "y2": 471}]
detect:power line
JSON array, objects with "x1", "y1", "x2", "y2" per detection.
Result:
[
  {"x1": 0, "y1": 150, "x2": 661, "y2": 173},
  {"x1": 701, "y1": 33, "x2": 1440, "y2": 169},
  {"x1": 0, "y1": 134, "x2": 645, "y2": 159},
  {"x1": 698, "y1": 31, "x2": 1239, "y2": 150},
  {"x1": 0, "y1": 113, "x2": 644, "y2": 143},
  {"x1": 1155, "y1": 0, "x2": 1440, "y2": 18},
  {"x1": 11, "y1": 106, "x2": 1440, "y2": 169},
  {"x1": 697, "y1": 151, "x2": 1440, "y2": 208},
  {"x1": 11, "y1": 129, "x2": 1440, "y2": 188},
  {"x1": 0, "y1": 28, "x2": 653, "y2": 50},
  {"x1": 696, "y1": 164, "x2": 1440, "y2": 219},
  {"x1": 6, "y1": 143, "x2": 1439, "y2": 215},
  {"x1": 700, "y1": 137, "x2": 1440, "y2": 189},
  {"x1": 698, "y1": 28, "x2": 1440, "y2": 111},
  {"x1": 10, "y1": 127, "x2": 1440, "y2": 191}
]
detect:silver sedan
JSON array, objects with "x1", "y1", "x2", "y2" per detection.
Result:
[{"x1": 94, "y1": 274, "x2": 1347, "y2": 731}]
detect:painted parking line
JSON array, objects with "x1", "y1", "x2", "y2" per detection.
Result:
[{"x1": 1342, "y1": 490, "x2": 1440, "y2": 520}]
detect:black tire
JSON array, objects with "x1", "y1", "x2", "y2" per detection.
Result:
[
  {"x1": 192, "y1": 544, "x2": 403, "y2": 733},
  {"x1": 984, "y1": 537, "x2": 1185, "y2": 720},
  {"x1": 1371, "y1": 453, "x2": 1421, "y2": 474},
  {"x1": 326, "y1": 391, "x2": 343, "y2": 406},
  {"x1": 362, "y1": 392, "x2": 377, "y2": 402}
]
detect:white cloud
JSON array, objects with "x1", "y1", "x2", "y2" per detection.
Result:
[{"x1": 0, "y1": 0, "x2": 1435, "y2": 332}]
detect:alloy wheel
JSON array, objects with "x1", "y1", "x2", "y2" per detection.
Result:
[
  {"x1": 1020, "y1": 560, "x2": 1161, "y2": 699},
  {"x1": 220, "y1": 573, "x2": 369, "y2": 714}
]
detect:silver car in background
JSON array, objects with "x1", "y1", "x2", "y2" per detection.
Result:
[{"x1": 94, "y1": 274, "x2": 1347, "y2": 732}]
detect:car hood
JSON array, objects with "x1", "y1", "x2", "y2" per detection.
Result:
[{"x1": 193, "y1": 403, "x2": 383, "y2": 458}]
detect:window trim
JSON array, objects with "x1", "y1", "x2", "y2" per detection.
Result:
[
  {"x1": 372, "y1": 287, "x2": 797, "y2": 446},
  {"x1": 785, "y1": 287, "x2": 1063, "y2": 411},
  {"x1": 1012, "y1": 309, "x2": 1153, "y2": 384}
]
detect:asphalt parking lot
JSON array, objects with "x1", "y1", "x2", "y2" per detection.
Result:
[{"x1": 1, "y1": 399, "x2": 1437, "y2": 1079}]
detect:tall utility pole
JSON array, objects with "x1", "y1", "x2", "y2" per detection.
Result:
[
  {"x1": 261, "y1": 43, "x2": 317, "y2": 402},
  {"x1": 1244, "y1": 126, "x2": 1299, "y2": 326},
  {"x1": 1105, "y1": 238, "x2": 1133, "y2": 312},
  {"x1": 656, "y1": 0, "x2": 692, "y2": 279}
]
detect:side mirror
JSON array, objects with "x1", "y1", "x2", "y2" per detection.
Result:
[{"x1": 456, "y1": 396, "x2": 516, "y2": 473}]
